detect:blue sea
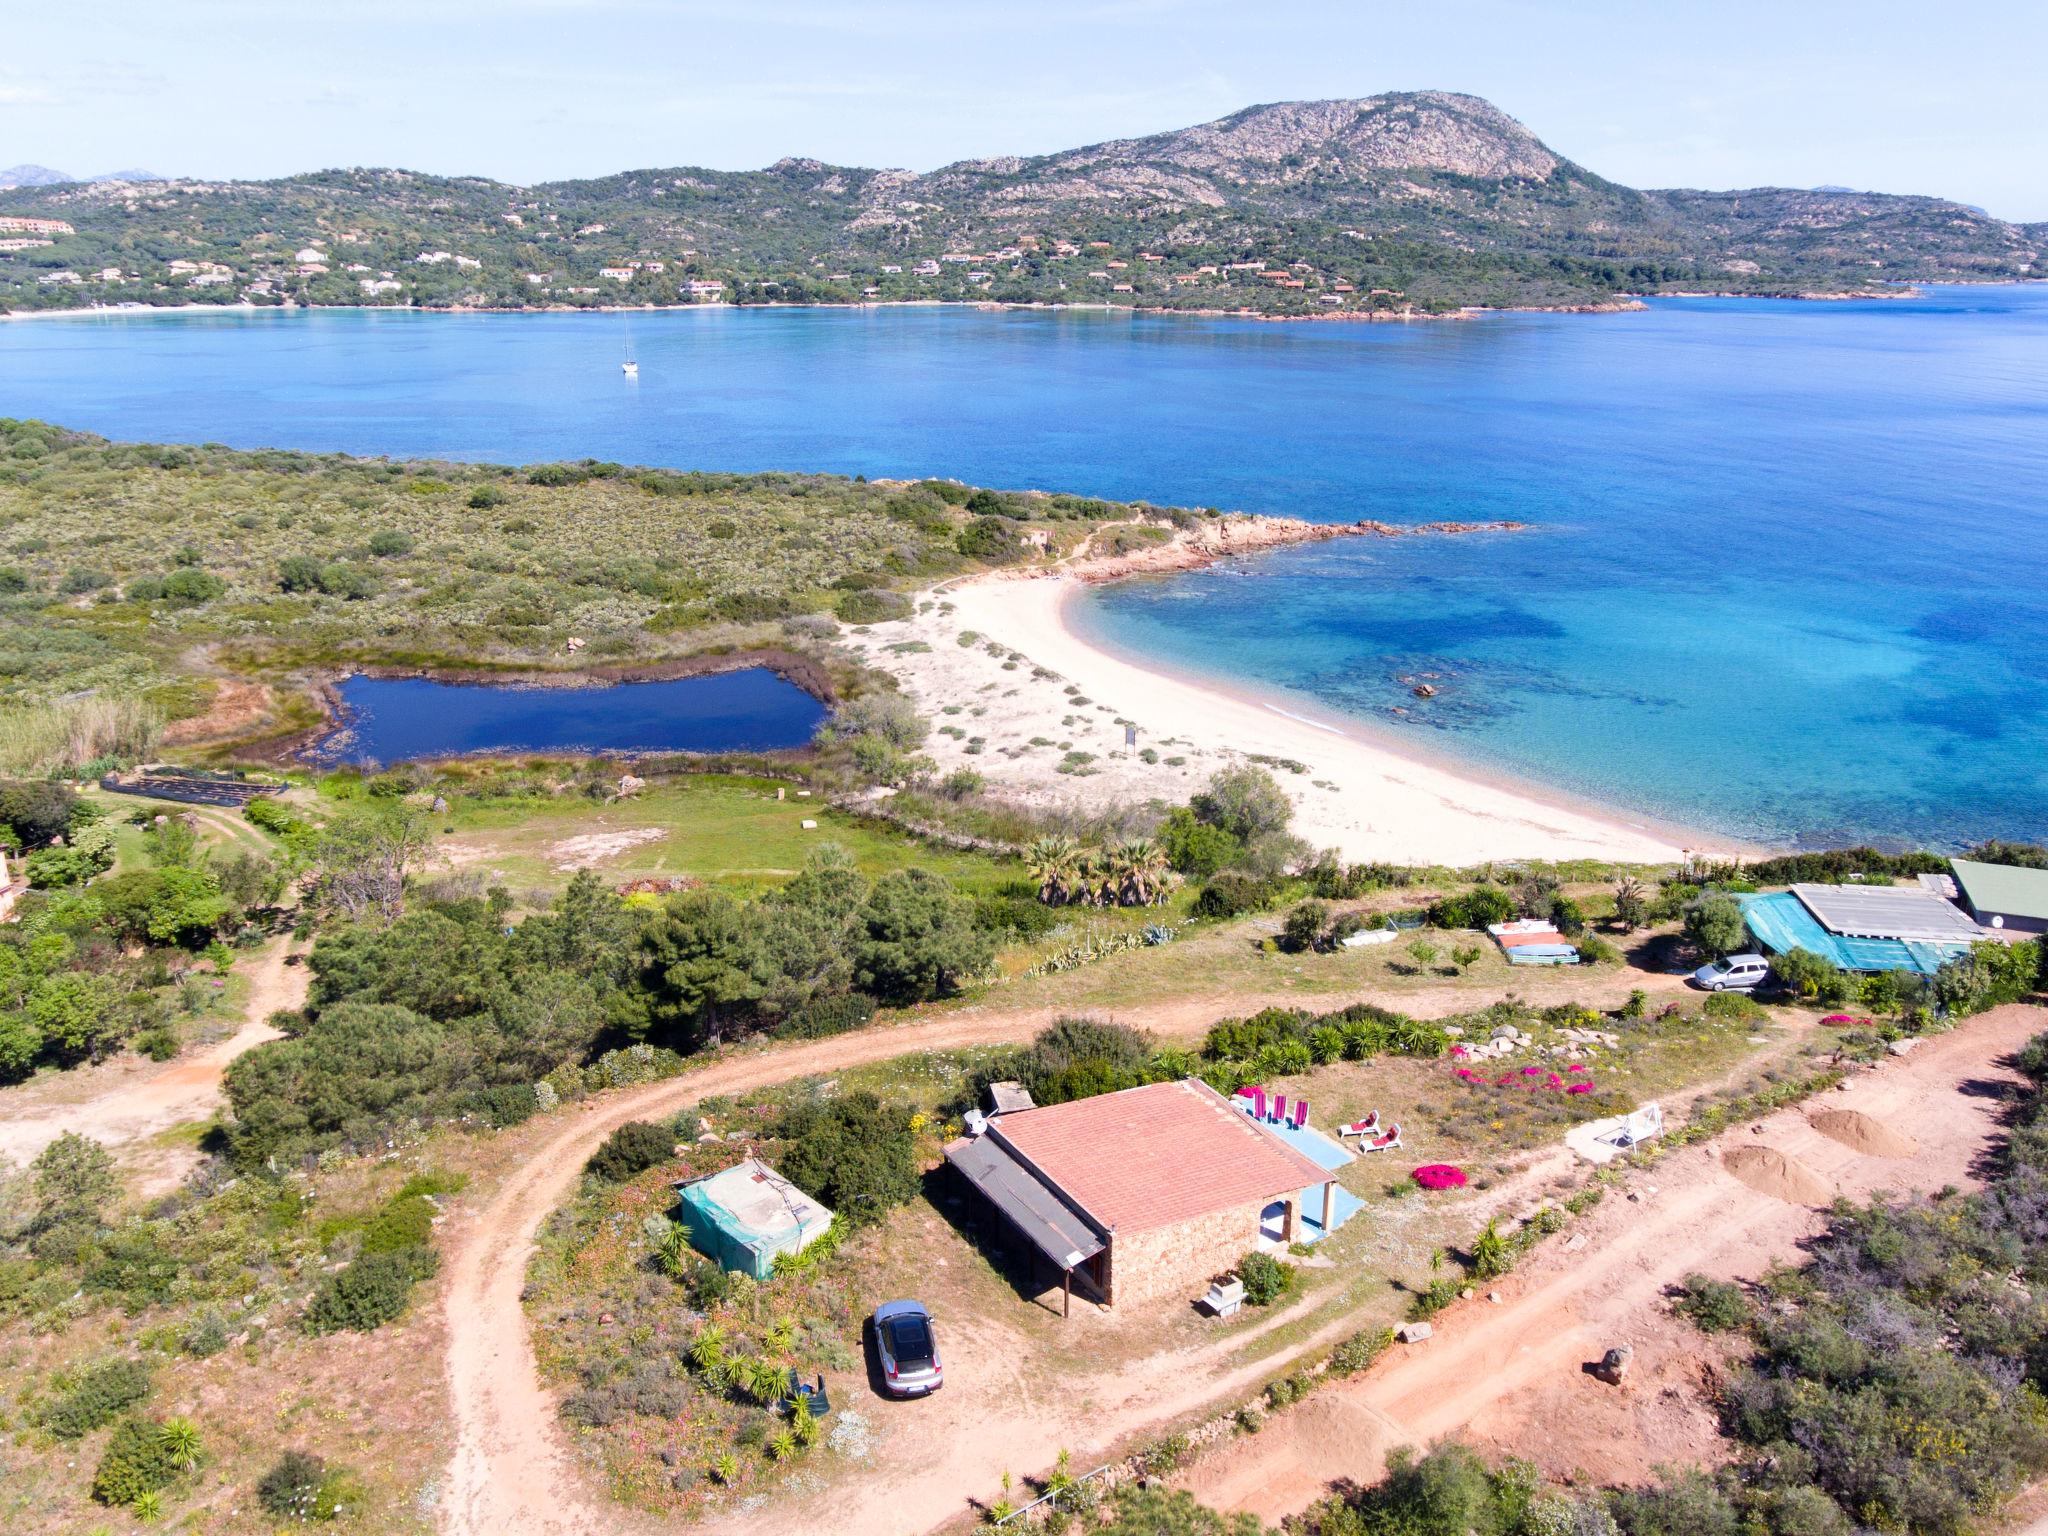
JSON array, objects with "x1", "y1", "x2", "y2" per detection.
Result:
[{"x1": 3, "y1": 290, "x2": 2044, "y2": 848}]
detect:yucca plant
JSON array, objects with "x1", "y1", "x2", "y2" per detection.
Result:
[
  {"x1": 711, "y1": 1451, "x2": 739, "y2": 1485},
  {"x1": 767, "y1": 1429, "x2": 799, "y2": 1462},
  {"x1": 159, "y1": 1415, "x2": 202, "y2": 1470},
  {"x1": 688, "y1": 1325, "x2": 728, "y2": 1375}
]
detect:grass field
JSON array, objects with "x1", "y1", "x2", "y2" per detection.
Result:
[{"x1": 411, "y1": 774, "x2": 1017, "y2": 898}]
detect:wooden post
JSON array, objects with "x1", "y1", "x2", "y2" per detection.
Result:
[
  {"x1": 1322, "y1": 1179, "x2": 1336, "y2": 1234},
  {"x1": 1063, "y1": 1267, "x2": 1071, "y2": 1318}
]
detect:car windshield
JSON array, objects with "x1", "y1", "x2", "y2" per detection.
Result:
[{"x1": 888, "y1": 1316, "x2": 933, "y2": 1363}]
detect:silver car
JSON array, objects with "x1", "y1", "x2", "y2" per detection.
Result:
[
  {"x1": 1693, "y1": 953, "x2": 1770, "y2": 992},
  {"x1": 873, "y1": 1300, "x2": 942, "y2": 1398}
]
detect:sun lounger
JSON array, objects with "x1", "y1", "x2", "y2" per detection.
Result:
[
  {"x1": 1357, "y1": 1123, "x2": 1403, "y2": 1153},
  {"x1": 1271, "y1": 1093, "x2": 1287, "y2": 1125},
  {"x1": 1338, "y1": 1112, "x2": 1380, "y2": 1137},
  {"x1": 1290, "y1": 1100, "x2": 1308, "y2": 1131}
]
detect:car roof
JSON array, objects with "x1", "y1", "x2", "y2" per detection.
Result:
[{"x1": 874, "y1": 1299, "x2": 929, "y2": 1322}]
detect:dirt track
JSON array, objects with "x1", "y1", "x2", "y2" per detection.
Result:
[
  {"x1": 432, "y1": 963, "x2": 1709, "y2": 1536},
  {"x1": 0, "y1": 939, "x2": 302, "y2": 1175},
  {"x1": 1181, "y1": 1004, "x2": 2046, "y2": 1520}
]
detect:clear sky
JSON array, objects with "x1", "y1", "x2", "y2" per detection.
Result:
[{"x1": 5, "y1": 0, "x2": 2044, "y2": 220}]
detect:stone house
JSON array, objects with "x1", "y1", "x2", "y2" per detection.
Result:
[{"x1": 944, "y1": 1078, "x2": 1337, "y2": 1313}]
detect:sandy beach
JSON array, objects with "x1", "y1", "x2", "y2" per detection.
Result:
[{"x1": 846, "y1": 573, "x2": 1691, "y2": 867}]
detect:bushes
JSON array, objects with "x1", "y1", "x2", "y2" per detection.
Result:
[
  {"x1": 1684, "y1": 894, "x2": 1748, "y2": 958},
  {"x1": 303, "y1": 1246, "x2": 439, "y2": 1334},
  {"x1": 833, "y1": 588, "x2": 911, "y2": 625},
  {"x1": 259, "y1": 1450, "x2": 351, "y2": 1521},
  {"x1": 39, "y1": 1356, "x2": 153, "y2": 1439},
  {"x1": 586, "y1": 1120, "x2": 676, "y2": 1183},
  {"x1": 1236, "y1": 1250, "x2": 1295, "y2": 1306},
  {"x1": 1673, "y1": 1274, "x2": 1751, "y2": 1333},
  {"x1": 770, "y1": 992, "x2": 876, "y2": 1040},
  {"x1": 1766, "y1": 947, "x2": 1854, "y2": 1006},
  {"x1": 92, "y1": 1416, "x2": 191, "y2": 1508},
  {"x1": 160, "y1": 567, "x2": 226, "y2": 605},
  {"x1": 771, "y1": 1091, "x2": 916, "y2": 1226},
  {"x1": 1427, "y1": 884, "x2": 1517, "y2": 931},
  {"x1": 1930, "y1": 939, "x2": 2040, "y2": 1017},
  {"x1": 1193, "y1": 872, "x2": 1280, "y2": 920},
  {"x1": 990, "y1": 1016, "x2": 1163, "y2": 1107},
  {"x1": 956, "y1": 514, "x2": 1022, "y2": 562},
  {"x1": 1280, "y1": 900, "x2": 1330, "y2": 953}
]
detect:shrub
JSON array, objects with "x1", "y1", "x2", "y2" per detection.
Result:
[
  {"x1": 1236, "y1": 1251, "x2": 1295, "y2": 1306},
  {"x1": 1157, "y1": 805, "x2": 1242, "y2": 876},
  {"x1": 1193, "y1": 872, "x2": 1279, "y2": 920},
  {"x1": 1769, "y1": 946, "x2": 1854, "y2": 1006},
  {"x1": 160, "y1": 568, "x2": 226, "y2": 605},
  {"x1": 1281, "y1": 900, "x2": 1329, "y2": 953},
  {"x1": 585, "y1": 1120, "x2": 675, "y2": 1183},
  {"x1": 1674, "y1": 1274, "x2": 1752, "y2": 1334},
  {"x1": 40, "y1": 1357, "x2": 153, "y2": 1439},
  {"x1": 833, "y1": 588, "x2": 912, "y2": 625},
  {"x1": 772, "y1": 1091, "x2": 916, "y2": 1226},
  {"x1": 302, "y1": 1247, "x2": 438, "y2": 1334},
  {"x1": 367, "y1": 529, "x2": 415, "y2": 557},
  {"x1": 1684, "y1": 894, "x2": 1748, "y2": 958},
  {"x1": 771, "y1": 993, "x2": 876, "y2": 1040},
  {"x1": 1329, "y1": 1326, "x2": 1393, "y2": 1376},
  {"x1": 359, "y1": 1194, "x2": 435, "y2": 1255},
  {"x1": 467, "y1": 485, "x2": 508, "y2": 510},
  {"x1": 957, "y1": 515, "x2": 1022, "y2": 562},
  {"x1": 1427, "y1": 884, "x2": 1516, "y2": 930},
  {"x1": 92, "y1": 1417, "x2": 183, "y2": 1507},
  {"x1": 259, "y1": 1450, "x2": 334, "y2": 1519},
  {"x1": 993, "y1": 1016, "x2": 1162, "y2": 1107}
]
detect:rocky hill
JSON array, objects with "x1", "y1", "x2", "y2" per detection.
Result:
[{"x1": 1, "y1": 91, "x2": 2035, "y2": 316}]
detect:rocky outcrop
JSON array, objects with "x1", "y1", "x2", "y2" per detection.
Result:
[{"x1": 1065, "y1": 513, "x2": 1526, "y2": 583}]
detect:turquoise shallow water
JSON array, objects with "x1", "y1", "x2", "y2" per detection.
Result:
[{"x1": 3, "y1": 290, "x2": 2044, "y2": 847}]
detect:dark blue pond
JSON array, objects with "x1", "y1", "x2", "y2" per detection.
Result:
[{"x1": 320, "y1": 669, "x2": 826, "y2": 764}]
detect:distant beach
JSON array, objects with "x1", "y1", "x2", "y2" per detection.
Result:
[{"x1": 848, "y1": 574, "x2": 1693, "y2": 867}]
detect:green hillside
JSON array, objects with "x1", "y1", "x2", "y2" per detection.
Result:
[{"x1": 1, "y1": 92, "x2": 2036, "y2": 317}]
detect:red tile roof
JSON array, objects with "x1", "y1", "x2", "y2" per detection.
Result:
[{"x1": 989, "y1": 1079, "x2": 1332, "y2": 1233}]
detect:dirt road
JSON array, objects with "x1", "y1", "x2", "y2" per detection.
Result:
[
  {"x1": 0, "y1": 939, "x2": 303, "y2": 1173},
  {"x1": 438, "y1": 1009, "x2": 1175, "y2": 1536},
  {"x1": 434, "y1": 962, "x2": 1707, "y2": 1536},
  {"x1": 1181, "y1": 1003, "x2": 2046, "y2": 1521}
]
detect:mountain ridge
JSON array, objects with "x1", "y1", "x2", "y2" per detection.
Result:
[{"x1": 1, "y1": 91, "x2": 2035, "y2": 316}]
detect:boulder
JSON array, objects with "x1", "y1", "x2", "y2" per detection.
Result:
[
  {"x1": 1592, "y1": 1345, "x2": 1634, "y2": 1385},
  {"x1": 1395, "y1": 1321, "x2": 1434, "y2": 1344}
]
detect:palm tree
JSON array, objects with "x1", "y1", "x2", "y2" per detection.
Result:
[
  {"x1": 1025, "y1": 835, "x2": 1081, "y2": 906},
  {"x1": 1613, "y1": 874, "x2": 1647, "y2": 932},
  {"x1": 1111, "y1": 838, "x2": 1171, "y2": 906}
]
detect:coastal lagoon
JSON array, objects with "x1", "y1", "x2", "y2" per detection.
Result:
[
  {"x1": 318, "y1": 671, "x2": 826, "y2": 765},
  {"x1": 5, "y1": 290, "x2": 2045, "y2": 846}
]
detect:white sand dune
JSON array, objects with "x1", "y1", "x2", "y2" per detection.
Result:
[{"x1": 847, "y1": 574, "x2": 1691, "y2": 867}]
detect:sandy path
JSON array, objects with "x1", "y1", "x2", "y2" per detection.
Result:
[
  {"x1": 0, "y1": 938, "x2": 302, "y2": 1171},
  {"x1": 849, "y1": 576, "x2": 1693, "y2": 866},
  {"x1": 1182, "y1": 1003, "x2": 2046, "y2": 1520}
]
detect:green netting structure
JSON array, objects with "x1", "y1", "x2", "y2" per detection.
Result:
[{"x1": 676, "y1": 1158, "x2": 834, "y2": 1279}]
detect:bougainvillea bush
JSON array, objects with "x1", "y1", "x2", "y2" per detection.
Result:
[{"x1": 1412, "y1": 1165, "x2": 1467, "y2": 1191}]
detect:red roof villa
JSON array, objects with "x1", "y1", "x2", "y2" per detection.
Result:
[{"x1": 944, "y1": 1079, "x2": 1343, "y2": 1313}]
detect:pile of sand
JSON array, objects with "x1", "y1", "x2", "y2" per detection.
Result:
[
  {"x1": 1807, "y1": 1109, "x2": 1920, "y2": 1158},
  {"x1": 1721, "y1": 1146, "x2": 1834, "y2": 1205}
]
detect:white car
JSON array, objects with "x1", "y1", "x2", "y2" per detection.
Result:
[{"x1": 1693, "y1": 953, "x2": 1770, "y2": 992}]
